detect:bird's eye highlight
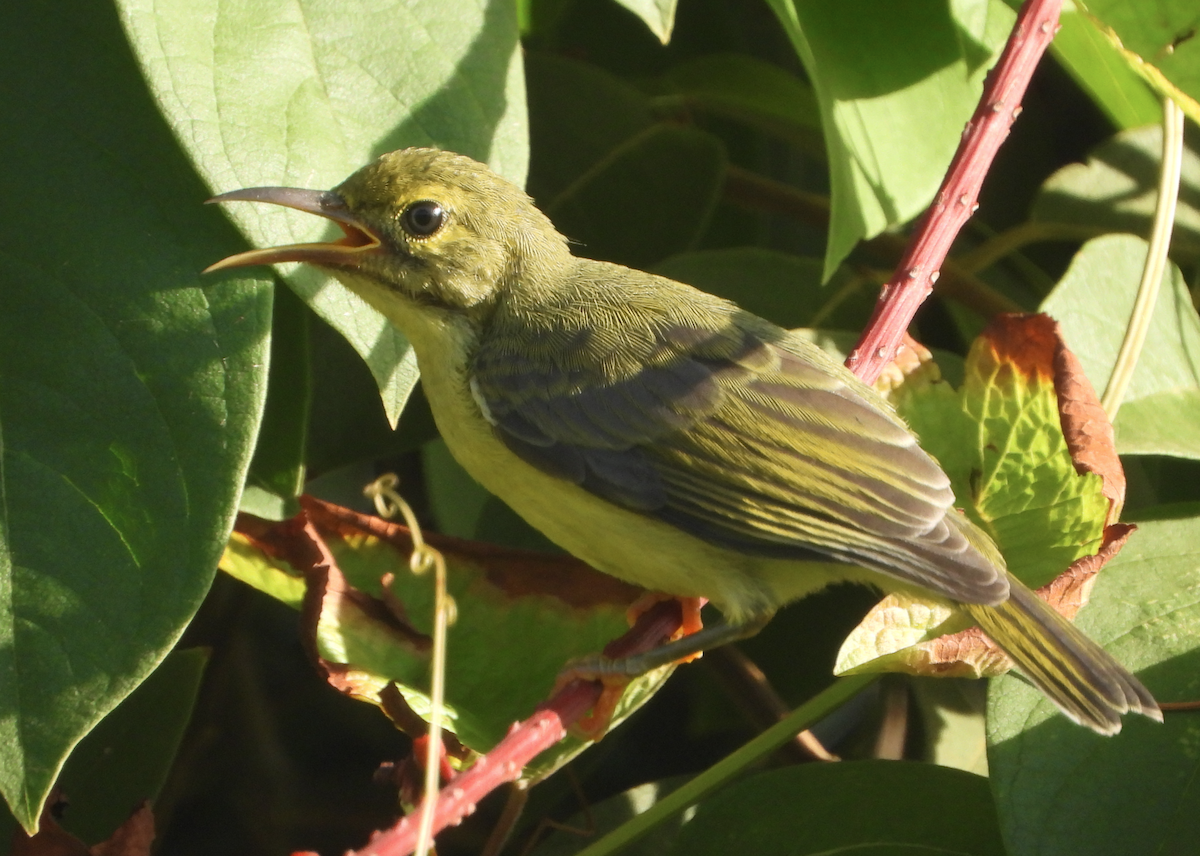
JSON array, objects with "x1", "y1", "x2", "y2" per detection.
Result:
[{"x1": 401, "y1": 201, "x2": 445, "y2": 238}]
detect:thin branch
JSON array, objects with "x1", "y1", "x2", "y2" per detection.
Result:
[
  {"x1": 571, "y1": 675, "x2": 875, "y2": 856},
  {"x1": 480, "y1": 783, "x2": 529, "y2": 856},
  {"x1": 955, "y1": 221, "x2": 1106, "y2": 274},
  {"x1": 338, "y1": 600, "x2": 686, "y2": 856},
  {"x1": 704, "y1": 646, "x2": 838, "y2": 762},
  {"x1": 723, "y1": 167, "x2": 1023, "y2": 320},
  {"x1": 342, "y1": 681, "x2": 600, "y2": 856},
  {"x1": 723, "y1": 164, "x2": 830, "y2": 229},
  {"x1": 845, "y1": 0, "x2": 1063, "y2": 384},
  {"x1": 872, "y1": 678, "x2": 909, "y2": 761},
  {"x1": 1101, "y1": 98, "x2": 1185, "y2": 419}
]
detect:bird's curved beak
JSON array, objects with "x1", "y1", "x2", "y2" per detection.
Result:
[{"x1": 203, "y1": 187, "x2": 382, "y2": 273}]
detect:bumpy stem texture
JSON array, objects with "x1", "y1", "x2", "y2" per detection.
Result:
[{"x1": 846, "y1": 0, "x2": 1062, "y2": 384}]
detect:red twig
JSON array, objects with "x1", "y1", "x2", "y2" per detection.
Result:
[
  {"x1": 329, "y1": 601, "x2": 685, "y2": 856},
  {"x1": 845, "y1": 0, "x2": 1062, "y2": 384},
  {"x1": 338, "y1": 683, "x2": 597, "y2": 856}
]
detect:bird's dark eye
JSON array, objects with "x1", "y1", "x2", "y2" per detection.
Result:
[{"x1": 401, "y1": 201, "x2": 445, "y2": 238}]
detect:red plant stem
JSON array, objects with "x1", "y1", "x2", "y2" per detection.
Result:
[
  {"x1": 845, "y1": 0, "x2": 1062, "y2": 384},
  {"x1": 341, "y1": 682, "x2": 597, "y2": 856},
  {"x1": 333, "y1": 602, "x2": 685, "y2": 856}
]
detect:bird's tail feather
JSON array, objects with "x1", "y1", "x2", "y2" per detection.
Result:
[{"x1": 964, "y1": 580, "x2": 1161, "y2": 735}]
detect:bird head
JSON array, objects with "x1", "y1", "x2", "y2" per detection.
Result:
[{"x1": 206, "y1": 148, "x2": 570, "y2": 312}]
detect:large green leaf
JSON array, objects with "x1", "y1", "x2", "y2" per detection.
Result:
[
  {"x1": 1085, "y1": 0, "x2": 1200, "y2": 109},
  {"x1": 1047, "y1": 1, "x2": 1161, "y2": 129},
  {"x1": 222, "y1": 505, "x2": 668, "y2": 771},
  {"x1": 666, "y1": 761, "x2": 1004, "y2": 856},
  {"x1": 118, "y1": 0, "x2": 529, "y2": 425},
  {"x1": 525, "y1": 53, "x2": 727, "y2": 269},
  {"x1": 1041, "y1": 235, "x2": 1200, "y2": 459},
  {"x1": 988, "y1": 514, "x2": 1200, "y2": 855},
  {"x1": 1032, "y1": 125, "x2": 1200, "y2": 257},
  {"x1": 0, "y1": 0, "x2": 270, "y2": 832},
  {"x1": 763, "y1": 0, "x2": 1012, "y2": 278},
  {"x1": 55, "y1": 649, "x2": 208, "y2": 846}
]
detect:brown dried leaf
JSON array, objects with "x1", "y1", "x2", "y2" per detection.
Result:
[
  {"x1": 376, "y1": 683, "x2": 470, "y2": 762},
  {"x1": 300, "y1": 496, "x2": 641, "y2": 608},
  {"x1": 297, "y1": 526, "x2": 431, "y2": 695},
  {"x1": 1037, "y1": 523, "x2": 1136, "y2": 621},
  {"x1": 983, "y1": 313, "x2": 1125, "y2": 522},
  {"x1": 897, "y1": 625, "x2": 1013, "y2": 679},
  {"x1": 89, "y1": 803, "x2": 154, "y2": 856},
  {"x1": 228, "y1": 495, "x2": 649, "y2": 755},
  {"x1": 11, "y1": 817, "x2": 88, "y2": 856},
  {"x1": 11, "y1": 797, "x2": 154, "y2": 856},
  {"x1": 1053, "y1": 332, "x2": 1125, "y2": 522},
  {"x1": 980, "y1": 312, "x2": 1058, "y2": 379},
  {"x1": 835, "y1": 592, "x2": 1010, "y2": 679}
]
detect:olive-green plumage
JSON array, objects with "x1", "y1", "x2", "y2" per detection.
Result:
[{"x1": 208, "y1": 147, "x2": 1159, "y2": 734}]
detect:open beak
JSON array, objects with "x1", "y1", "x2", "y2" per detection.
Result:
[{"x1": 203, "y1": 187, "x2": 382, "y2": 273}]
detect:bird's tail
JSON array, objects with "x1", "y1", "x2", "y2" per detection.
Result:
[{"x1": 964, "y1": 579, "x2": 1161, "y2": 735}]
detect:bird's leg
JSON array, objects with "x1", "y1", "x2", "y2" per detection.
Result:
[
  {"x1": 558, "y1": 603, "x2": 773, "y2": 739},
  {"x1": 584, "y1": 612, "x2": 772, "y2": 676}
]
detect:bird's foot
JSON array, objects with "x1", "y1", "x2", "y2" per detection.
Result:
[
  {"x1": 625, "y1": 593, "x2": 707, "y2": 661},
  {"x1": 554, "y1": 595, "x2": 708, "y2": 740}
]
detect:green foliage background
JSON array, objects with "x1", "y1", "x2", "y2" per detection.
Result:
[{"x1": 2, "y1": 0, "x2": 1199, "y2": 854}]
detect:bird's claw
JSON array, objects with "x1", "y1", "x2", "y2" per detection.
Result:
[{"x1": 553, "y1": 656, "x2": 636, "y2": 740}]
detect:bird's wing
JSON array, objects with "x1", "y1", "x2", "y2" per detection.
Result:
[{"x1": 471, "y1": 300, "x2": 1006, "y2": 606}]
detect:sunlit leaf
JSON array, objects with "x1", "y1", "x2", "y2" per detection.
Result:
[
  {"x1": 1042, "y1": 235, "x2": 1200, "y2": 459},
  {"x1": 1048, "y1": 2, "x2": 1161, "y2": 129},
  {"x1": 1032, "y1": 125, "x2": 1200, "y2": 256},
  {"x1": 118, "y1": 0, "x2": 528, "y2": 425},
  {"x1": 1084, "y1": 0, "x2": 1200, "y2": 109},
  {"x1": 763, "y1": 0, "x2": 1012, "y2": 278}
]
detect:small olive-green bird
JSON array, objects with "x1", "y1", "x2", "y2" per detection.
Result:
[{"x1": 209, "y1": 148, "x2": 1159, "y2": 735}]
